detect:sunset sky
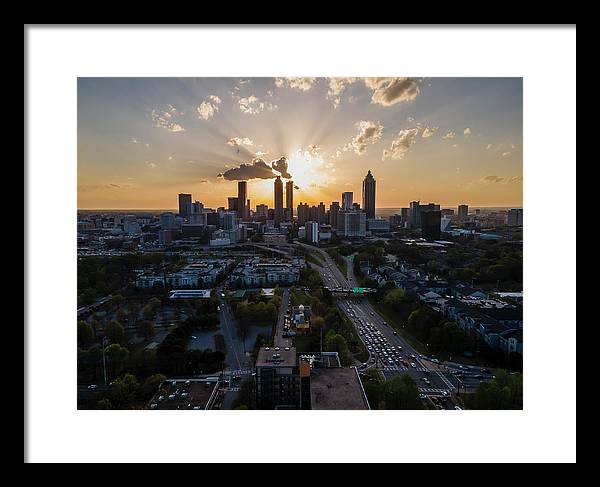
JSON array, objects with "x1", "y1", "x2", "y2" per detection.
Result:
[{"x1": 77, "y1": 77, "x2": 522, "y2": 210}]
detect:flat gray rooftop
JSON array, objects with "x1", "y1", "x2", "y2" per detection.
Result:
[
  {"x1": 256, "y1": 347, "x2": 297, "y2": 367},
  {"x1": 310, "y1": 368, "x2": 369, "y2": 410}
]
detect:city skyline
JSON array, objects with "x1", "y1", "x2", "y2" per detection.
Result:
[{"x1": 78, "y1": 77, "x2": 523, "y2": 210}]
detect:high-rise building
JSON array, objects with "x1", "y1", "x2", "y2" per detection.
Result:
[
  {"x1": 329, "y1": 202, "x2": 340, "y2": 229},
  {"x1": 362, "y1": 170, "x2": 376, "y2": 219},
  {"x1": 274, "y1": 176, "x2": 284, "y2": 224},
  {"x1": 285, "y1": 180, "x2": 294, "y2": 217},
  {"x1": 317, "y1": 202, "x2": 326, "y2": 224},
  {"x1": 400, "y1": 207, "x2": 410, "y2": 225},
  {"x1": 178, "y1": 193, "x2": 192, "y2": 219},
  {"x1": 338, "y1": 211, "x2": 366, "y2": 237},
  {"x1": 297, "y1": 202, "x2": 309, "y2": 225},
  {"x1": 507, "y1": 208, "x2": 523, "y2": 226},
  {"x1": 237, "y1": 181, "x2": 248, "y2": 220},
  {"x1": 223, "y1": 211, "x2": 238, "y2": 231},
  {"x1": 228, "y1": 197, "x2": 238, "y2": 213},
  {"x1": 410, "y1": 201, "x2": 420, "y2": 228},
  {"x1": 256, "y1": 204, "x2": 268, "y2": 220},
  {"x1": 421, "y1": 210, "x2": 441, "y2": 240},
  {"x1": 458, "y1": 204, "x2": 469, "y2": 221},
  {"x1": 342, "y1": 192, "x2": 354, "y2": 211},
  {"x1": 160, "y1": 212, "x2": 177, "y2": 230},
  {"x1": 306, "y1": 221, "x2": 319, "y2": 244},
  {"x1": 192, "y1": 200, "x2": 204, "y2": 215}
]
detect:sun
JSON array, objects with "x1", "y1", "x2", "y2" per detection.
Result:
[{"x1": 286, "y1": 148, "x2": 335, "y2": 202}]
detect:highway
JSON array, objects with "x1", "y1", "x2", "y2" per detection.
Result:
[{"x1": 292, "y1": 242, "x2": 465, "y2": 404}]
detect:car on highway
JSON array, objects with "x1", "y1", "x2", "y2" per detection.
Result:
[
  {"x1": 87, "y1": 384, "x2": 98, "y2": 390},
  {"x1": 419, "y1": 393, "x2": 427, "y2": 400},
  {"x1": 454, "y1": 406, "x2": 463, "y2": 410},
  {"x1": 410, "y1": 362, "x2": 417, "y2": 368},
  {"x1": 393, "y1": 331, "x2": 398, "y2": 335}
]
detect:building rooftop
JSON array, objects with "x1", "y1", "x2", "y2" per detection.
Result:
[
  {"x1": 310, "y1": 368, "x2": 370, "y2": 410},
  {"x1": 147, "y1": 378, "x2": 219, "y2": 410},
  {"x1": 256, "y1": 347, "x2": 297, "y2": 367}
]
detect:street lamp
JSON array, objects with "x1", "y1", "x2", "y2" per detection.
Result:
[{"x1": 101, "y1": 336, "x2": 109, "y2": 386}]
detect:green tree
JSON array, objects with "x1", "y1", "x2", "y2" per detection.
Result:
[
  {"x1": 111, "y1": 373, "x2": 140, "y2": 408},
  {"x1": 380, "y1": 374, "x2": 423, "y2": 410},
  {"x1": 324, "y1": 330, "x2": 350, "y2": 365},
  {"x1": 105, "y1": 320, "x2": 125, "y2": 344},
  {"x1": 96, "y1": 398, "x2": 113, "y2": 410},
  {"x1": 466, "y1": 371, "x2": 523, "y2": 410},
  {"x1": 141, "y1": 374, "x2": 166, "y2": 399},
  {"x1": 382, "y1": 288, "x2": 406, "y2": 312},
  {"x1": 111, "y1": 294, "x2": 125, "y2": 306},
  {"x1": 77, "y1": 320, "x2": 94, "y2": 349},
  {"x1": 105, "y1": 343, "x2": 130, "y2": 378},
  {"x1": 137, "y1": 320, "x2": 156, "y2": 341}
]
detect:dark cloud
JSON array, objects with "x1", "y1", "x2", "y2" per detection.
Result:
[
  {"x1": 217, "y1": 158, "x2": 276, "y2": 181},
  {"x1": 294, "y1": 185, "x2": 300, "y2": 190},
  {"x1": 271, "y1": 156, "x2": 291, "y2": 179}
]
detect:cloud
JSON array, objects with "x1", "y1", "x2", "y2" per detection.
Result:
[
  {"x1": 382, "y1": 128, "x2": 419, "y2": 160},
  {"x1": 326, "y1": 77, "x2": 359, "y2": 107},
  {"x1": 294, "y1": 185, "x2": 300, "y2": 190},
  {"x1": 145, "y1": 161, "x2": 158, "y2": 169},
  {"x1": 227, "y1": 137, "x2": 254, "y2": 147},
  {"x1": 502, "y1": 151, "x2": 511, "y2": 157},
  {"x1": 452, "y1": 144, "x2": 459, "y2": 148},
  {"x1": 364, "y1": 77, "x2": 421, "y2": 106},
  {"x1": 197, "y1": 95, "x2": 221, "y2": 120},
  {"x1": 275, "y1": 77, "x2": 317, "y2": 91},
  {"x1": 442, "y1": 131, "x2": 456, "y2": 140},
  {"x1": 382, "y1": 125, "x2": 436, "y2": 160},
  {"x1": 129, "y1": 138, "x2": 139, "y2": 144},
  {"x1": 271, "y1": 156, "x2": 292, "y2": 178},
  {"x1": 481, "y1": 175, "x2": 505, "y2": 183},
  {"x1": 151, "y1": 108, "x2": 186, "y2": 132},
  {"x1": 510, "y1": 175, "x2": 523, "y2": 183},
  {"x1": 218, "y1": 158, "x2": 278, "y2": 181},
  {"x1": 200, "y1": 179, "x2": 209, "y2": 184},
  {"x1": 79, "y1": 184, "x2": 122, "y2": 192},
  {"x1": 486, "y1": 144, "x2": 494, "y2": 150},
  {"x1": 238, "y1": 95, "x2": 277, "y2": 115},
  {"x1": 420, "y1": 126, "x2": 437, "y2": 138},
  {"x1": 464, "y1": 127, "x2": 472, "y2": 136},
  {"x1": 346, "y1": 120, "x2": 384, "y2": 155}
]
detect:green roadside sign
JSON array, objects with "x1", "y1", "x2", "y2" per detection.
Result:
[{"x1": 353, "y1": 287, "x2": 364, "y2": 294}]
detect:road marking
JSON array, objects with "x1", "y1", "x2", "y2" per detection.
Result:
[{"x1": 436, "y1": 371, "x2": 456, "y2": 391}]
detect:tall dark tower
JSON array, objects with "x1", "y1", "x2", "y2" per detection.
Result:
[
  {"x1": 285, "y1": 180, "x2": 294, "y2": 218},
  {"x1": 274, "y1": 176, "x2": 284, "y2": 224},
  {"x1": 178, "y1": 193, "x2": 192, "y2": 219},
  {"x1": 362, "y1": 170, "x2": 376, "y2": 219},
  {"x1": 237, "y1": 181, "x2": 248, "y2": 220}
]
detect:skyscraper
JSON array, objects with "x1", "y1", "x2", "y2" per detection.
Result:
[
  {"x1": 317, "y1": 202, "x2": 326, "y2": 224},
  {"x1": 228, "y1": 197, "x2": 238, "y2": 213},
  {"x1": 237, "y1": 181, "x2": 248, "y2": 220},
  {"x1": 297, "y1": 202, "x2": 309, "y2": 224},
  {"x1": 342, "y1": 192, "x2": 353, "y2": 211},
  {"x1": 329, "y1": 202, "x2": 340, "y2": 229},
  {"x1": 458, "y1": 204, "x2": 469, "y2": 222},
  {"x1": 178, "y1": 193, "x2": 192, "y2": 219},
  {"x1": 285, "y1": 180, "x2": 294, "y2": 219},
  {"x1": 274, "y1": 176, "x2": 284, "y2": 224},
  {"x1": 421, "y1": 210, "x2": 441, "y2": 240},
  {"x1": 362, "y1": 170, "x2": 376, "y2": 219}
]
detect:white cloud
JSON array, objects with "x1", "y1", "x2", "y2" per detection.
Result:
[
  {"x1": 227, "y1": 137, "x2": 254, "y2": 147},
  {"x1": 486, "y1": 144, "x2": 494, "y2": 150},
  {"x1": 442, "y1": 131, "x2": 456, "y2": 140},
  {"x1": 502, "y1": 151, "x2": 511, "y2": 157},
  {"x1": 238, "y1": 95, "x2": 277, "y2": 115},
  {"x1": 197, "y1": 95, "x2": 222, "y2": 121},
  {"x1": 346, "y1": 120, "x2": 384, "y2": 155},
  {"x1": 464, "y1": 127, "x2": 472, "y2": 135},
  {"x1": 275, "y1": 77, "x2": 317, "y2": 91},
  {"x1": 420, "y1": 126, "x2": 437, "y2": 138},
  {"x1": 145, "y1": 161, "x2": 157, "y2": 169},
  {"x1": 151, "y1": 108, "x2": 186, "y2": 132},
  {"x1": 129, "y1": 137, "x2": 139, "y2": 144},
  {"x1": 364, "y1": 77, "x2": 421, "y2": 106},
  {"x1": 382, "y1": 128, "x2": 419, "y2": 160},
  {"x1": 326, "y1": 77, "x2": 359, "y2": 107}
]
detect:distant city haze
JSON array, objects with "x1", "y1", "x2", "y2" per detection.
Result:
[{"x1": 78, "y1": 77, "x2": 522, "y2": 209}]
